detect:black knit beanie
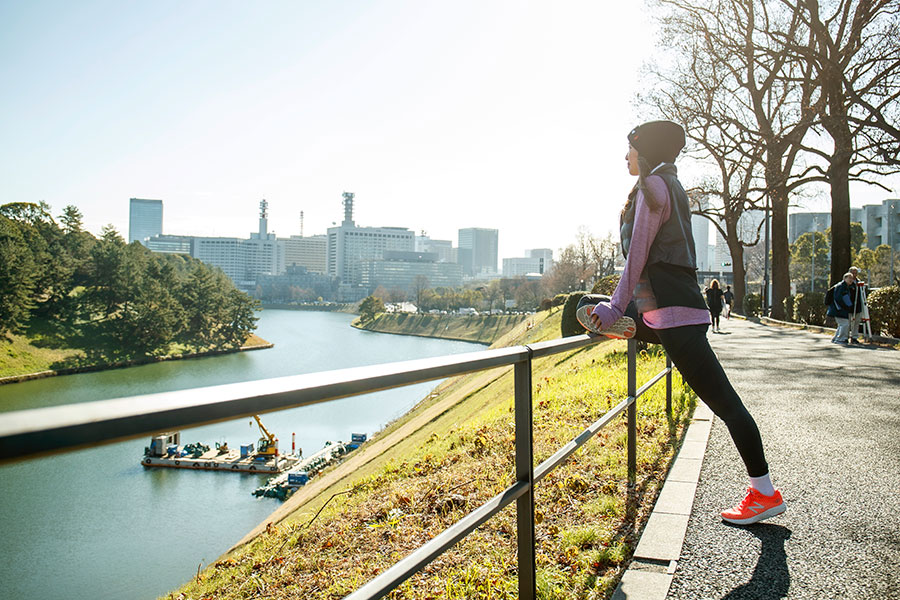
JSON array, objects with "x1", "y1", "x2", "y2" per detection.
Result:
[{"x1": 627, "y1": 120, "x2": 686, "y2": 167}]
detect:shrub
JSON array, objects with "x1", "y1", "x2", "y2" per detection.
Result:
[
  {"x1": 782, "y1": 295, "x2": 796, "y2": 321},
  {"x1": 560, "y1": 292, "x2": 586, "y2": 337},
  {"x1": 551, "y1": 294, "x2": 568, "y2": 307},
  {"x1": 743, "y1": 293, "x2": 761, "y2": 316},
  {"x1": 792, "y1": 292, "x2": 826, "y2": 326},
  {"x1": 539, "y1": 298, "x2": 553, "y2": 312},
  {"x1": 866, "y1": 285, "x2": 900, "y2": 338},
  {"x1": 592, "y1": 274, "x2": 621, "y2": 295}
]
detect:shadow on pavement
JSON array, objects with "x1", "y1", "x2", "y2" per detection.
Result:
[{"x1": 720, "y1": 523, "x2": 792, "y2": 600}]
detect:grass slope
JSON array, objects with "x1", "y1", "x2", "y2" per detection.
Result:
[
  {"x1": 173, "y1": 308, "x2": 696, "y2": 600},
  {"x1": 353, "y1": 313, "x2": 528, "y2": 345},
  {"x1": 0, "y1": 316, "x2": 271, "y2": 380}
]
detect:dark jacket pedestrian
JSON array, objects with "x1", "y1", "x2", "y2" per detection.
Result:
[
  {"x1": 827, "y1": 273, "x2": 855, "y2": 344},
  {"x1": 706, "y1": 280, "x2": 724, "y2": 332}
]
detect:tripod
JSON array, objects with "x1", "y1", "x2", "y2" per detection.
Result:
[{"x1": 854, "y1": 283, "x2": 872, "y2": 342}]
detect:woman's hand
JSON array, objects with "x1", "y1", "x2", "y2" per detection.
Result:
[{"x1": 590, "y1": 302, "x2": 623, "y2": 331}]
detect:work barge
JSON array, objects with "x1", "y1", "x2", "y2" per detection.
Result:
[
  {"x1": 141, "y1": 431, "x2": 300, "y2": 473},
  {"x1": 141, "y1": 415, "x2": 368, "y2": 482}
]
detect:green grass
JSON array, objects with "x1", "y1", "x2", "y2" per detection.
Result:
[
  {"x1": 0, "y1": 330, "x2": 85, "y2": 377},
  {"x1": 0, "y1": 317, "x2": 271, "y2": 380},
  {"x1": 171, "y1": 308, "x2": 696, "y2": 600}
]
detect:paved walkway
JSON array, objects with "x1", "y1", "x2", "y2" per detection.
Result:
[{"x1": 619, "y1": 317, "x2": 900, "y2": 599}]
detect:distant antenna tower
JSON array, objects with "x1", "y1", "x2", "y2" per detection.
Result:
[
  {"x1": 258, "y1": 199, "x2": 269, "y2": 236},
  {"x1": 300, "y1": 210, "x2": 304, "y2": 237},
  {"x1": 342, "y1": 192, "x2": 355, "y2": 226}
]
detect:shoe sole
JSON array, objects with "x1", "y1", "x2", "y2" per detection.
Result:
[
  {"x1": 575, "y1": 305, "x2": 636, "y2": 339},
  {"x1": 721, "y1": 501, "x2": 786, "y2": 525}
]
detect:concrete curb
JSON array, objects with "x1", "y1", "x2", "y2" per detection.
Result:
[{"x1": 611, "y1": 403, "x2": 715, "y2": 600}]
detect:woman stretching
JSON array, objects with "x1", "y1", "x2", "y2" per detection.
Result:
[{"x1": 579, "y1": 120, "x2": 784, "y2": 525}]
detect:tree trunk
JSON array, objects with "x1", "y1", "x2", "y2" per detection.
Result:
[
  {"x1": 826, "y1": 119, "x2": 853, "y2": 286},
  {"x1": 770, "y1": 190, "x2": 791, "y2": 320},
  {"x1": 725, "y1": 219, "x2": 747, "y2": 313}
]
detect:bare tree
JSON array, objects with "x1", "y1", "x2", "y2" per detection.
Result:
[
  {"x1": 412, "y1": 275, "x2": 430, "y2": 312},
  {"x1": 543, "y1": 228, "x2": 620, "y2": 295},
  {"x1": 640, "y1": 38, "x2": 769, "y2": 310},
  {"x1": 777, "y1": 0, "x2": 900, "y2": 283},
  {"x1": 652, "y1": 0, "x2": 820, "y2": 318}
]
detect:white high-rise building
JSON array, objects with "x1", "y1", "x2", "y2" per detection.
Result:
[
  {"x1": 861, "y1": 199, "x2": 900, "y2": 251},
  {"x1": 326, "y1": 192, "x2": 415, "y2": 286},
  {"x1": 689, "y1": 195, "x2": 711, "y2": 273},
  {"x1": 502, "y1": 249, "x2": 553, "y2": 277},
  {"x1": 189, "y1": 200, "x2": 279, "y2": 291}
]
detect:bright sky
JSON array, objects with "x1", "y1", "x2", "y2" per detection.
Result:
[{"x1": 1, "y1": 1, "x2": 895, "y2": 259}]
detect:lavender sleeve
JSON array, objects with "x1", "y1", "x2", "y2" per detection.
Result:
[{"x1": 609, "y1": 177, "x2": 670, "y2": 313}]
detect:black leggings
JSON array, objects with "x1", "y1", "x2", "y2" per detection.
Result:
[
  {"x1": 578, "y1": 294, "x2": 769, "y2": 477},
  {"x1": 622, "y1": 302, "x2": 768, "y2": 477}
]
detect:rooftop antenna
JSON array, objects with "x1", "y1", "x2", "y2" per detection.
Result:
[
  {"x1": 300, "y1": 210, "x2": 304, "y2": 237},
  {"x1": 342, "y1": 192, "x2": 355, "y2": 226},
  {"x1": 258, "y1": 199, "x2": 269, "y2": 236}
]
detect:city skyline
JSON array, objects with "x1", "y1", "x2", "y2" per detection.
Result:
[
  {"x1": 0, "y1": 1, "x2": 667, "y2": 262},
  {"x1": 3, "y1": 2, "x2": 897, "y2": 262}
]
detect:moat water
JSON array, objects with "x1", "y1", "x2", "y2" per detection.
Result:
[{"x1": 0, "y1": 310, "x2": 482, "y2": 600}]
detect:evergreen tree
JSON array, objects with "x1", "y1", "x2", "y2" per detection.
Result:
[
  {"x1": 0, "y1": 216, "x2": 37, "y2": 336},
  {"x1": 359, "y1": 296, "x2": 385, "y2": 322}
]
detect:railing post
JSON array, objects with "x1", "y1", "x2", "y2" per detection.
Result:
[
  {"x1": 627, "y1": 339, "x2": 637, "y2": 486},
  {"x1": 515, "y1": 348, "x2": 535, "y2": 600},
  {"x1": 665, "y1": 353, "x2": 672, "y2": 416}
]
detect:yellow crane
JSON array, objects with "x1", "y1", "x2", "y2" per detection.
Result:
[{"x1": 253, "y1": 415, "x2": 278, "y2": 457}]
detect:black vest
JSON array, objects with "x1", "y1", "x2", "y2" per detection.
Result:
[{"x1": 620, "y1": 165, "x2": 707, "y2": 311}]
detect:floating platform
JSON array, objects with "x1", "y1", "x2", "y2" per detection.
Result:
[
  {"x1": 254, "y1": 433, "x2": 367, "y2": 500},
  {"x1": 141, "y1": 448, "x2": 300, "y2": 473},
  {"x1": 142, "y1": 431, "x2": 301, "y2": 474}
]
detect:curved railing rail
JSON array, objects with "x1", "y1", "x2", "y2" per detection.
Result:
[{"x1": 0, "y1": 333, "x2": 673, "y2": 600}]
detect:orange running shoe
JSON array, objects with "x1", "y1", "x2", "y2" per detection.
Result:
[{"x1": 721, "y1": 487, "x2": 786, "y2": 525}]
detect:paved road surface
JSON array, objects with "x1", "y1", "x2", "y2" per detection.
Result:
[{"x1": 666, "y1": 318, "x2": 900, "y2": 600}]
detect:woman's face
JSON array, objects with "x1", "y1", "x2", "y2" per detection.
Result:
[{"x1": 626, "y1": 145, "x2": 640, "y2": 176}]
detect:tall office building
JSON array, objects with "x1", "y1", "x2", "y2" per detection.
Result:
[
  {"x1": 502, "y1": 249, "x2": 553, "y2": 277},
  {"x1": 280, "y1": 234, "x2": 327, "y2": 274},
  {"x1": 326, "y1": 192, "x2": 415, "y2": 287},
  {"x1": 128, "y1": 198, "x2": 163, "y2": 245},
  {"x1": 458, "y1": 227, "x2": 498, "y2": 277},
  {"x1": 360, "y1": 251, "x2": 463, "y2": 294},
  {"x1": 415, "y1": 235, "x2": 455, "y2": 263},
  {"x1": 190, "y1": 200, "x2": 279, "y2": 292},
  {"x1": 689, "y1": 195, "x2": 712, "y2": 274}
]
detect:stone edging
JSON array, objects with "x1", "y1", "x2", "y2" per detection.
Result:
[{"x1": 611, "y1": 403, "x2": 715, "y2": 599}]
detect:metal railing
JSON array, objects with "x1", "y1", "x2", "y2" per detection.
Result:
[{"x1": 0, "y1": 333, "x2": 673, "y2": 600}]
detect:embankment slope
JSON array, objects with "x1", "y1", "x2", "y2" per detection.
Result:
[{"x1": 352, "y1": 312, "x2": 527, "y2": 344}]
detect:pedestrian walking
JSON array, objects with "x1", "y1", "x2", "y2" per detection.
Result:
[
  {"x1": 579, "y1": 120, "x2": 784, "y2": 525},
  {"x1": 723, "y1": 285, "x2": 734, "y2": 319},
  {"x1": 706, "y1": 280, "x2": 725, "y2": 333},
  {"x1": 827, "y1": 273, "x2": 855, "y2": 345}
]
